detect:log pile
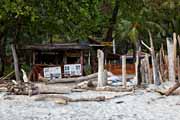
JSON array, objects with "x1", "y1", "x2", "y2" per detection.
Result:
[{"x1": 6, "y1": 81, "x2": 39, "y2": 96}]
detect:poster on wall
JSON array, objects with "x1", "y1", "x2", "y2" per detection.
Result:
[
  {"x1": 64, "y1": 64, "x2": 82, "y2": 76},
  {"x1": 43, "y1": 66, "x2": 62, "y2": 80}
]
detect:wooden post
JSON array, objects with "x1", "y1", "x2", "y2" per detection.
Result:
[
  {"x1": 63, "y1": 51, "x2": 67, "y2": 64},
  {"x1": 177, "y1": 56, "x2": 180, "y2": 82},
  {"x1": 159, "y1": 47, "x2": 164, "y2": 82},
  {"x1": 164, "y1": 55, "x2": 169, "y2": 81},
  {"x1": 113, "y1": 39, "x2": 116, "y2": 54},
  {"x1": 88, "y1": 50, "x2": 91, "y2": 65},
  {"x1": 173, "y1": 33, "x2": 177, "y2": 71},
  {"x1": 135, "y1": 54, "x2": 139, "y2": 84},
  {"x1": 11, "y1": 44, "x2": 20, "y2": 81},
  {"x1": 97, "y1": 49, "x2": 106, "y2": 87},
  {"x1": 122, "y1": 55, "x2": 126, "y2": 88},
  {"x1": 103, "y1": 69, "x2": 107, "y2": 85},
  {"x1": 143, "y1": 58, "x2": 149, "y2": 84},
  {"x1": 149, "y1": 31, "x2": 160, "y2": 85},
  {"x1": 32, "y1": 51, "x2": 36, "y2": 65},
  {"x1": 145, "y1": 54, "x2": 152, "y2": 84},
  {"x1": 178, "y1": 35, "x2": 180, "y2": 47},
  {"x1": 140, "y1": 59, "x2": 145, "y2": 84},
  {"x1": 80, "y1": 51, "x2": 84, "y2": 75},
  {"x1": 166, "y1": 37, "x2": 175, "y2": 82}
]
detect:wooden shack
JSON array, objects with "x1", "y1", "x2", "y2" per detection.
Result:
[
  {"x1": 21, "y1": 38, "x2": 144, "y2": 81},
  {"x1": 22, "y1": 42, "x2": 104, "y2": 81}
]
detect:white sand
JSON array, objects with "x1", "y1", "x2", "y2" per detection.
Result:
[{"x1": 0, "y1": 89, "x2": 180, "y2": 120}]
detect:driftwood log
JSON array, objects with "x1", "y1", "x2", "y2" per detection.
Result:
[
  {"x1": 165, "y1": 82, "x2": 180, "y2": 96},
  {"x1": 73, "y1": 80, "x2": 133, "y2": 92},
  {"x1": 46, "y1": 73, "x2": 98, "y2": 84},
  {"x1": 34, "y1": 92, "x2": 133, "y2": 104},
  {"x1": 155, "y1": 82, "x2": 180, "y2": 96}
]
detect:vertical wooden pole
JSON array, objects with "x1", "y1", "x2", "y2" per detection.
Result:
[
  {"x1": 97, "y1": 49, "x2": 106, "y2": 87},
  {"x1": 113, "y1": 39, "x2": 116, "y2": 54},
  {"x1": 164, "y1": 55, "x2": 168, "y2": 81},
  {"x1": 80, "y1": 51, "x2": 84, "y2": 76},
  {"x1": 149, "y1": 31, "x2": 160, "y2": 85},
  {"x1": 122, "y1": 55, "x2": 126, "y2": 88},
  {"x1": 103, "y1": 69, "x2": 107, "y2": 85},
  {"x1": 140, "y1": 59, "x2": 145, "y2": 84},
  {"x1": 173, "y1": 33, "x2": 177, "y2": 71},
  {"x1": 145, "y1": 54, "x2": 152, "y2": 84},
  {"x1": 143, "y1": 58, "x2": 148, "y2": 84},
  {"x1": 32, "y1": 51, "x2": 36, "y2": 65},
  {"x1": 63, "y1": 52, "x2": 67, "y2": 64},
  {"x1": 178, "y1": 35, "x2": 180, "y2": 47},
  {"x1": 177, "y1": 56, "x2": 180, "y2": 82},
  {"x1": 160, "y1": 47, "x2": 167, "y2": 83},
  {"x1": 167, "y1": 37, "x2": 175, "y2": 82},
  {"x1": 88, "y1": 50, "x2": 91, "y2": 65},
  {"x1": 11, "y1": 44, "x2": 20, "y2": 81}
]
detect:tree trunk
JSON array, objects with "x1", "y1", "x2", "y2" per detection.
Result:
[
  {"x1": 97, "y1": 49, "x2": 106, "y2": 87},
  {"x1": 136, "y1": 40, "x2": 142, "y2": 86},
  {"x1": 11, "y1": 44, "x2": 20, "y2": 81},
  {"x1": 105, "y1": 0, "x2": 120, "y2": 41},
  {"x1": 0, "y1": 34, "x2": 5, "y2": 77}
]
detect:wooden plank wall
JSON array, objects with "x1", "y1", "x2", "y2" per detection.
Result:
[{"x1": 105, "y1": 64, "x2": 135, "y2": 75}]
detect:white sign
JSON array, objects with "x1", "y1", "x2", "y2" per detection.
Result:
[
  {"x1": 64, "y1": 64, "x2": 82, "y2": 76},
  {"x1": 43, "y1": 67, "x2": 61, "y2": 80}
]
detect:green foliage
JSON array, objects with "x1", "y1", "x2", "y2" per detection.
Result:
[
  {"x1": 84, "y1": 65, "x2": 92, "y2": 75},
  {"x1": 0, "y1": 0, "x2": 180, "y2": 51}
]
